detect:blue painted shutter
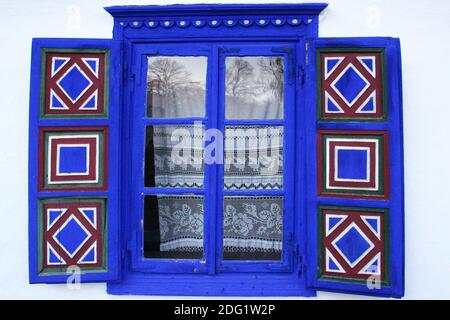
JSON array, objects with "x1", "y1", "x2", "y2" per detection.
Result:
[
  {"x1": 28, "y1": 39, "x2": 122, "y2": 283},
  {"x1": 306, "y1": 38, "x2": 404, "y2": 297}
]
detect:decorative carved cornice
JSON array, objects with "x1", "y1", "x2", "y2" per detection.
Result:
[
  {"x1": 105, "y1": 3, "x2": 328, "y2": 30},
  {"x1": 117, "y1": 17, "x2": 314, "y2": 29}
]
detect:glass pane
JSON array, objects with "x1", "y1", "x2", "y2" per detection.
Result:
[
  {"x1": 144, "y1": 195, "x2": 204, "y2": 259},
  {"x1": 147, "y1": 56, "x2": 207, "y2": 118},
  {"x1": 225, "y1": 56, "x2": 284, "y2": 119},
  {"x1": 224, "y1": 126, "x2": 283, "y2": 190},
  {"x1": 223, "y1": 196, "x2": 283, "y2": 260},
  {"x1": 145, "y1": 125, "x2": 204, "y2": 188}
]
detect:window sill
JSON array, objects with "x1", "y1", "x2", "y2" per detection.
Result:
[{"x1": 107, "y1": 272, "x2": 314, "y2": 297}]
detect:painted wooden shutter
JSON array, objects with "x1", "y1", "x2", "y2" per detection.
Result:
[
  {"x1": 28, "y1": 39, "x2": 121, "y2": 283},
  {"x1": 305, "y1": 38, "x2": 404, "y2": 297}
]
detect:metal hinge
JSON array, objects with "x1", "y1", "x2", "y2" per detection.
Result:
[
  {"x1": 298, "y1": 65, "x2": 305, "y2": 86},
  {"x1": 295, "y1": 244, "x2": 304, "y2": 277},
  {"x1": 123, "y1": 57, "x2": 127, "y2": 75},
  {"x1": 298, "y1": 254, "x2": 303, "y2": 277},
  {"x1": 129, "y1": 71, "x2": 135, "y2": 91},
  {"x1": 305, "y1": 42, "x2": 309, "y2": 66}
]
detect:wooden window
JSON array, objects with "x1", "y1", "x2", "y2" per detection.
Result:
[{"x1": 28, "y1": 4, "x2": 404, "y2": 298}]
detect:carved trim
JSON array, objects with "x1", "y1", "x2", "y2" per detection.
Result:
[{"x1": 118, "y1": 17, "x2": 314, "y2": 29}]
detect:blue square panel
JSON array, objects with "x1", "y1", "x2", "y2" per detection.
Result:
[
  {"x1": 337, "y1": 149, "x2": 368, "y2": 180},
  {"x1": 58, "y1": 146, "x2": 88, "y2": 174}
]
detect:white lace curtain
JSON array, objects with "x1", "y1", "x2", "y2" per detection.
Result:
[{"x1": 152, "y1": 126, "x2": 283, "y2": 254}]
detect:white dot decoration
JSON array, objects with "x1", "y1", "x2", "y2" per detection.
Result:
[{"x1": 119, "y1": 16, "x2": 309, "y2": 29}]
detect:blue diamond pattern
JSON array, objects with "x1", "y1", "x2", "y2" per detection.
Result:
[
  {"x1": 55, "y1": 216, "x2": 90, "y2": 257},
  {"x1": 58, "y1": 65, "x2": 91, "y2": 102},
  {"x1": 334, "y1": 66, "x2": 368, "y2": 104},
  {"x1": 334, "y1": 225, "x2": 371, "y2": 265}
]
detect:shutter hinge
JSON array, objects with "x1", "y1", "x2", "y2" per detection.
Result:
[
  {"x1": 130, "y1": 71, "x2": 136, "y2": 92},
  {"x1": 123, "y1": 59, "x2": 128, "y2": 82},
  {"x1": 298, "y1": 254, "x2": 303, "y2": 277},
  {"x1": 305, "y1": 42, "x2": 309, "y2": 66},
  {"x1": 298, "y1": 65, "x2": 305, "y2": 86},
  {"x1": 295, "y1": 244, "x2": 304, "y2": 277}
]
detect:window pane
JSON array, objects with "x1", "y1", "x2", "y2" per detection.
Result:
[
  {"x1": 223, "y1": 196, "x2": 283, "y2": 260},
  {"x1": 144, "y1": 195, "x2": 204, "y2": 259},
  {"x1": 145, "y1": 125, "x2": 204, "y2": 188},
  {"x1": 225, "y1": 56, "x2": 284, "y2": 119},
  {"x1": 147, "y1": 56, "x2": 207, "y2": 118},
  {"x1": 224, "y1": 126, "x2": 283, "y2": 190}
]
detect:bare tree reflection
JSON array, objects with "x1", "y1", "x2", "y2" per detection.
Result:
[
  {"x1": 147, "y1": 58, "x2": 193, "y2": 96},
  {"x1": 147, "y1": 57, "x2": 206, "y2": 118},
  {"x1": 226, "y1": 58, "x2": 255, "y2": 97},
  {"x1": 257, "y1": 56, "x2": 284, "y2": 102},
  {"x1": 225, "y1": 56, "x2": 284, "y2": 119}
]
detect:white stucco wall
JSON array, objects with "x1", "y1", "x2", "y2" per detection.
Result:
[{"x1": 0, "y1": 0, "x2": 449, "y2": 299}]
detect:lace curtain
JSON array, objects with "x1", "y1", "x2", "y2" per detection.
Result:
[
  {"x1": 157, "y1": 195, "x2": 204, "y2": 252},
  {"x1": 156, "y1": 195, "x2": 283, "y2": 255},
  {"x1": 151, "y1": 125, "x2": 204, "y2": 188},
  {"x1": 151, "y1": 125, "x2": 283, "y2": 255},
  {"x1": 224, "y1": 126, "x2": 283, "y2": 190},
  {"x1": 223, "y1": 197, "x2": 283, "y2": 253}
]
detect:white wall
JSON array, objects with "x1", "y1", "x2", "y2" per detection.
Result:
[{"x1": 0, "y1": 0, "x2": 449, "y2": 299}]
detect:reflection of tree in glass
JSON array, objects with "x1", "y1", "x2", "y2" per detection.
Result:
[
  {"x1": 147, "y1": 58, "x2": 193, "y2": 95},
  {"x1": 225, "y1": 57, "x2": 284, "y2": 119},
  {"x1": 226, "y1": 58, "x2": 255, "y2": 97},
  {"x1": 257, "y1": 57, "x2": 284, "y2": 102},
  {"x1": 225, "y1": 57, "x2": 284, "y2": 101},
  {"x1": 147, "y1": 57, "x2": 206, "y2": 118}
]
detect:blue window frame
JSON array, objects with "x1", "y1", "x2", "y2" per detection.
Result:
[
  {"x1": 127, "y1": 43, "x2": 297, "y2": 275},
  {"x1": 129, "y1": 44, "x2": 212, "y2": 274},
  {"x1": 217, "y1": 44, "x2": 296, "y2": 273},
  {"x1": 28, "y1": 3, "x2": 404, "y2": 298}
]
